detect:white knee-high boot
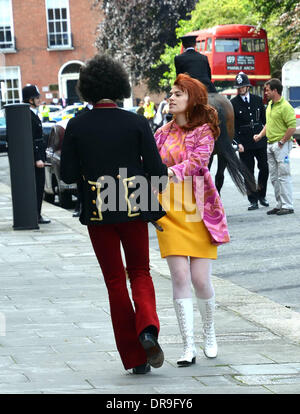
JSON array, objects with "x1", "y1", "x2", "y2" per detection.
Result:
[
  {"x1": 173, "y1": 298, "x2": 197, "y2": 366},
  {"x1": 197, "y1": 296, "x2": 218, "y2": 358}
]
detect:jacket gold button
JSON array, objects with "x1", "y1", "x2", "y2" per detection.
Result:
[
  {"x1": 116, "y1": 174, "x2": 121, "y2": 179},
  {"x1": 93, "y1": 211, "x2": 97, "y2": 216},
  {"x1": 91, "y1": 186, "x2": 96, "y2": 191},
  {"x1": 130, "y1": 193, "x2": 135, "y2": 198},
  {"x1": 100, "y1": 176, "x2": 104, "y2": 180},
  {"x1": 128, "y1": 182, "x2": 134, "y2": 187},
  {"x1": 92, "y1": 200, "x2": 96, "y2": 204},
  {"x1": 133, "y1": 206, "x2": 137, "y2": 211}
]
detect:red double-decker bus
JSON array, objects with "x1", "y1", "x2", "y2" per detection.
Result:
[{"x1": 182, "y1": 24, "x2": 271, "y2": 97}]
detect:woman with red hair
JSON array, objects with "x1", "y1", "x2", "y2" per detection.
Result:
[{"x1": 155, "y1": 74, "x2": 230, "y2": 367}]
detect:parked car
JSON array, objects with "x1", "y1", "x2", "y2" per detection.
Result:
[
  {"x1": 44, "y1": 118, "x2": 77, "y2": 208},
  {"x1": 294, "y1": 105, "x2": 300, "y2": 145},
  {"x1": 0, "y1": 109, "x2": 52, "y2": 154},
  {"x1": 0, "y1": 109, "x2": 8, "y2": 153},
  {"x1": 48, "y1": 104, "x2": 84, "y2": 123}
]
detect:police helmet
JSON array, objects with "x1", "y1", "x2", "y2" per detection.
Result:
[
  {"x1": 22, "y1": 84, "x2": 40, "y2": 103},
  {"x1": 234, "y1": 72, "x2": 251, "y2": 88}
]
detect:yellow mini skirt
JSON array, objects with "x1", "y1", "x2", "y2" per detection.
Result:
[{"x1": 156, "y1": 181, "x2": 217, "y2": 259}]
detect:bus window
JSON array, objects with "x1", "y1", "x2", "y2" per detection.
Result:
[
  {"x1": 215, "y1": 38, "x2": 239, "y2": 52},
  {"x1": 197, "y1": 40, "x2": 205, "y2": 51},
  {"x1": 206, "y1": 38, "x2": 212, "y2": 52},
  {"x1": 241, "y1": 38, "x2": 266, "y2": 52}
]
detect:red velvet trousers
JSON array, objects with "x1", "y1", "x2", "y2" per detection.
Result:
[{"x1": 88, "y1": 221, "x2": 160, "y2": 370}]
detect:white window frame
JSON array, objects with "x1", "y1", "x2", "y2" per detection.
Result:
[
  {"x1": 45, "y1": 0, "x2": 73, "y2": 50},
  {"x1": 0, "y1": 0, "x2": 16, "y2": 52},
  {"x1": 0, "y1": 66, "x2": 21, "y2": 104}
]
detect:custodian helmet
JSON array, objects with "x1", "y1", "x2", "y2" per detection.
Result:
[
  {"x1": 234, "y1": 72, "x2": 251, "y2": 88},
  {"x1": 22, "y1": 84, "x2": 40, "y2": 103}
]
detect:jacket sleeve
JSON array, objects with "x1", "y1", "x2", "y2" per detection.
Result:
[
  {"x1": 259, "y1": 97, "x2": 266, "y2": 125},
  {"x1": 171, "y1": 125, "x2": 214, "y2": 180},
  {"x1": 174, "y1": 55, "x2": 181, "y2": 76},
  {"x1": 140, "y1": 118, "x2": 168, "y2": 188},
  {"x1": 31, "y1": 113, "x2": 45, "y2": 162},
  {"x1": 60, "y1": 120, "x2": 81, "y2": 184},
  {"x1": 205, "y1": 56, "x2": 212, "y2": 80}
]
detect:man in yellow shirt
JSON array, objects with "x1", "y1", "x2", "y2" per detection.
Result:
[{"x1": 254, "y1": 78, "x2": 296, "y2": 215}]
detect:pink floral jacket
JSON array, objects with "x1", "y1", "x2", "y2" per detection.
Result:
[{"x1": 155, "y1": 121, "x2": 230, "y2": 246}]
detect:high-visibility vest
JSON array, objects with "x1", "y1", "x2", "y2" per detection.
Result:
[
  {"x1": 41, "y1": 105, "x2": 50, "y2": 118},
  {"x1": 143, "y1": 101, "x2": 155, "y2": 119}
]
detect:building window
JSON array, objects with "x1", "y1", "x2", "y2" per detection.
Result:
[
  {"x1": 0, "y1": 0, "x2": 15, "y2": 51},
  {"x1": 0, "y1": 66, "x2": 21, "y2": 104},
  {"x1": 46, "y1": 0, "x2": 72, "y2": 49}
]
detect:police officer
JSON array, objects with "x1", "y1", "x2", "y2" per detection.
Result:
[
  {"x1": 174, "y1": 35, "x2": 217, "y2": 93},
  {"x1": 22, "y1": 84, "x2": 51, "y2": 224},
  {"x1": 231, "y1": 72, "x2": 269, "y2": 210}
]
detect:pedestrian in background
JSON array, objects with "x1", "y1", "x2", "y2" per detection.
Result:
[
  {"x1": 231, "y1": 72, "x2": 269, "y2": 211},
  {"x1": 254, "y1": 78, "x2": 296, "y2": 215},
  {"x1": 143, "y1": 96, "x2": 156, "y2": 131},
  {"x1": 154, "y1": 74, "x2": 230, "y2": 367},
  {"x1": 22, "y1": 84, "x2": 51, "y2": 225},
  {"x1": 153, "y1": 96, "x2": 168, "y2": 131},
  {"x1": 60, "y1": 54, "x2": 167, "y2": 375},
  {"x1": 175, "y1": 35, "x2": 217, "y2": 93},
  {"x1": 136, "y1": 99, "x2": 145, "y2": 116}
]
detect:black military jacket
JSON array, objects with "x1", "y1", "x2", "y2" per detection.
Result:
[
  {"x1": 60, "y1": 107, "x2": 168, "y2": 226},
  {"x1": 30, "y1": 109, "x2": 46, "y2": 162},
  {"x1": 174, "y1": 49, "x2": 217, "y2": 93},
  {"x1": 231, "y1": 93, "x2": 267, "y2": 150}
]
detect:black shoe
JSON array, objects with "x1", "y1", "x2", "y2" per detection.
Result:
[
  {"x1": 38, "y1": 216, "x2": 51, "y2": 224},
  {"x1": 259, "y1": 197, "x2": 269, "y2": 207},
  {"x1": 276, "y1": 208, "x2": 294, "y2": 216},
  {"x1": 139, "y1": 332, "x2": 164, "y2": 368},
  {"x1": 267, "y1": 208, "x2": 280, "y2": 215},
  {"x1": 248, "y1": 202, "x2": 258, "y2": 211},
  {"x1": 132, "y1": 363, "x2": 151, "y2": 375}
]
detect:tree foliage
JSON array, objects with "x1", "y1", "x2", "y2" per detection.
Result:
[
  {"x1": 158, "y1": 0, "x2": 259, "y2": 89},
  {"x1": 94, "y1": 0, "x2": 196, "y2": 91},
  {"x1": 252, "y1": 0, "x2": 300, "y2": 77},
  {"x1": 158, "y1": 0, "x2": 300, "y2": 87}
]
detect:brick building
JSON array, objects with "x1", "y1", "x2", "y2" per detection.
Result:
[{"x1": 0, "y1": 0, "x2": 101, "y2": 106}]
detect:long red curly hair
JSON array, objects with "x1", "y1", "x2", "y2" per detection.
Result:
[{"x1": 173, "y1": 73, "x2": 220, "y2": 139}]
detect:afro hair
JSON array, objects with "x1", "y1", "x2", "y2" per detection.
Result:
[{"x1": 77, "y1": 54, "x2": 131, "y2": 104}]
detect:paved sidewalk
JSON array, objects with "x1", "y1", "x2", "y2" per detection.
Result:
[{"x1": 1, "y1": 181, "x2": 300, "y2": 394}]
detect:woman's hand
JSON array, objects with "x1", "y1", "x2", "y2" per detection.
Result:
[{"x1": 168, "y1": 167, "x2": 174, "y2": 177}]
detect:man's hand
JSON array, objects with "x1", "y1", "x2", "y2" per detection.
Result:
[
  {"x1": 238, "y1": 144, "x2": 244, "y2": 153},
  {"x1": 253, "y1": 134, "x2": 261, "y2": 143},
  {"x1": 36, "y1": 160, "x2": 45, "y2": 168}
]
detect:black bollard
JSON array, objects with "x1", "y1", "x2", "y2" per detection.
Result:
[{"x1": 5, "y1": 103, "x2": 39, "y2": 230}]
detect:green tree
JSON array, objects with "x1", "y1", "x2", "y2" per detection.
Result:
[
  {"x1": 253, "y1": 0, "x2": 300, "y2": 77},
  {"x1": 158, "y1": 0, "x2": 300, "y2": 86},
  {"x1": 158, "y1": 0, "x2": 260, "y2": 89},
  {"x1": 94, "y1": 0, "x2": 197, "y2": 92}
]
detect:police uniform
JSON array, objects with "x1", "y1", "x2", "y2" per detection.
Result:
[
  {"x1": 175, "y1": 35, "x2": 217, "y2": 93},
  {"x1": 22, "y1": 85, "x2": 50, "y2": 223},
  {"x1": 231, "y1": 73, "x2": 269, "y2": 209}
]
